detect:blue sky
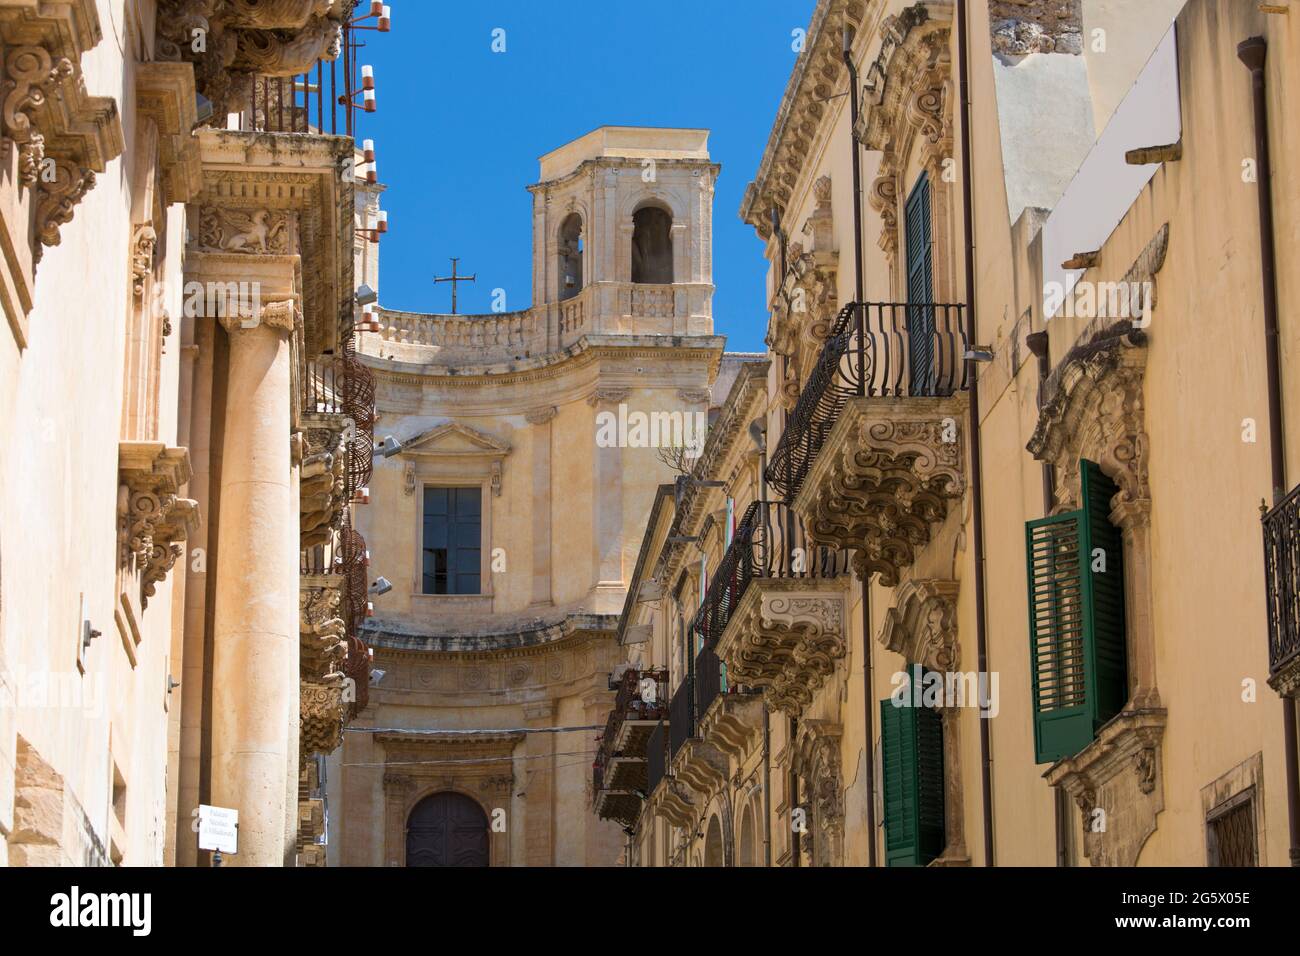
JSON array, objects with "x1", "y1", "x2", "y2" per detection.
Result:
[{"x1": 358, "y1": 0, "x2": 815, "y2": 353}]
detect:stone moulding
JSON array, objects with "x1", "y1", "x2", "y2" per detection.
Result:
[
  {"x1": 794, "y1": 395, "x2": 967, "y2": 586},
  {"x1": 670, "y1": 736, "x2": 729, "y2": 798},
  {"x1": 647, "y1": 777, "x2": 696, "y2": 829},
  {"x1": 1045, "y1": 708, "x2": 1167, "y2": 867},
  {"x1": 715, "y1": 577, "x2": 850, "y2": 716},
  {"x1": 117, "y1": 441, "x2": 199, "y2": 610},
  {"x1": 135, "y1": 61, "x2": 201, "y2": 204},
  {"x1": 792, "y1": 718, "x2": 844, "y2": 867}
]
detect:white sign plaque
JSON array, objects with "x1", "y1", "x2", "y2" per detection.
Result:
[{"x1": 198, "y1": 804, "x2": 239, "y2": 855}]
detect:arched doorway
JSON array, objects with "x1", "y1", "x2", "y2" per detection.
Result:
[
  {"x1": 406, "y1": 792, "x2": 489, "y2": 867},
  {"x1": 631, "y1": 205, "x2": 673, "y2": 283}
]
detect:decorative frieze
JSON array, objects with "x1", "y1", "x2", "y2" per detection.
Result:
[
  {"x1": 794, "y1": 396, "x2": 967, "y2": 586},
  {"x1": 117, "y1": 442, "x2": 199, "y2": 610}
]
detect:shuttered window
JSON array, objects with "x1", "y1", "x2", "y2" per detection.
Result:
[
  {"x1": 904, "y1": 171, "x2": 936, "y2": 396},
  {"x1": 422, "y1": 486, "x2": 482, "y2": 595},
  {"x1": 880, "y1": 691, "x2": 946, "y2": 867},
  {"x1": 1025, "y1": 459, "x2": 1129, "y2": 764}
]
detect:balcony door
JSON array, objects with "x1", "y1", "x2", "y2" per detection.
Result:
[
  {"x1": 422, "y1": 486, "x2": 482, "y2": 595},
  {"x1": 904, "y1": 172, "x2": 937, "y2": 396}
]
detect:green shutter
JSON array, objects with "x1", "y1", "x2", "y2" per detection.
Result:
[
  {"x1": 880, "y1": 695, "x2": 946, "y2": 867},
  {"x1": 1026, "y1": 459, "x2": 1129, "y2": 764}
]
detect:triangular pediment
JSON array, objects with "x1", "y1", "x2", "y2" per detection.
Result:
[{"x1": 400, "y1": 422, "x2": 511, "y2": 458}]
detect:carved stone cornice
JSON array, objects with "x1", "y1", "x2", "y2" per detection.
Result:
[
  {"x1": 117, "y1": 442, "x2": 199, "y2": 609},
  {"x1": 794, "y1": 395, "x2": 967, "y2": 586},
  {"x1": 299, "y1": 411, "x2": 349, "y2": 548},
  {"x1": 878, "y1": 578, "x2": 960, "y2": 671},
  {"x1": 1045, "y1": 708, "x2": 1167, "y2": 867},
  {"x1": 1027, "y1": 323, "x2": 1149, "y2": 512},
  {"x1": 1270, "y1": 656, "x2": 1300, "y2": 700},
  {"x1": 716, "y1": 578, "x2": 849, "y2": 716},
  {"x1": 741, "y1": 0, "x2": 868, "y2": 239}
]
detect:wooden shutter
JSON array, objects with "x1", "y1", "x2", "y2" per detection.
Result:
[
  {"x1": 904, "y1": 172, "x2": 936, "y2": 395},
  {"x1": 880, "y1": 695, "x2": 946, "y2": 867},
  {"x1": 1026, "y1": 459, "x2": 1129, "y2": 763}
]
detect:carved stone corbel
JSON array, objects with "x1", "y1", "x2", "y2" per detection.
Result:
[
  {"x1": 117, "y1": 442, "x2": 200, "y2": 609},
  {"x1": 299, "y1": 411, "x2": 349, "y2": 548}
]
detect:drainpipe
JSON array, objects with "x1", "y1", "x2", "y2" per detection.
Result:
[
  {"x1": 1028, "y1": 330, "x2": 1069, "y2": 867},
  {"x1": 1238, "y1": 36, "x2": 1300, "y2": 867},
  {"x1": 844, "y1": 21, "x2": 879, "y2": 870},
  {"x1": 763, "y1": 704, "x2": 773, "y2": 867},
  {"x1": 956, "y1": 0, "x2": 996, "y2": 866}
]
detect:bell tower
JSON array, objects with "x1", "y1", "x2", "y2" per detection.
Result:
[{"x1": 528, "y1": 126, "x2": 718, "y2": 349}]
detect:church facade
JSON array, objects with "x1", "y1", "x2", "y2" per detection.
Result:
[{"x1": 332, "y1": 127, "x2": 728, "y2": 866}]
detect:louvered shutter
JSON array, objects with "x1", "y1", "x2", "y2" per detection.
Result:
[
  {"x1": 1026, "y1": 459, "x2": 1129, "y2": 763},
  {"x1": 880, "y1": 695, "x2": 946, "y2": 867}
]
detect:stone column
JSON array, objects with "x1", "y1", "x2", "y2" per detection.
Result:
[
  {"x1": 522, "y1": 700, "x2": 555, "y2": 865},
  {"x1": 526, "y1": 407, "x2": 556, "y2": 607},
  {"x1": 178, "y1": 318, "x2": 215, "y2": 867},
  {"x1": 210, "y1": 302, "x2": 299, "y2": 867}
]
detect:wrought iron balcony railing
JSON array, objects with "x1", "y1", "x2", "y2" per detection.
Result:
[
  {"x1": 690, "y1": 500, "x2": 850, "y2": 647},
  {"x1": 668, "y1": 677, "x2": 693, "y2": 762},
  {"x1": 646, "y1": 721, "x2": 667, "y2": 795},
  {"x1": 1263, "y1": 482, "x2": 1300, "y2": 676},
  {"x1": 695, "y1": 643, "x2": 725, "y2": 719},
  {"x1": 766, "y1": 301, "x2": 968, "y2": 501},
  {"x1": 249, "y1": 19, "x2": 368, "y2": 137}
]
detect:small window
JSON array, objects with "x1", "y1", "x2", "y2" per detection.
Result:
[
  {"x1": 631, "y1": 206, "x2": 673, "y2": 284},
  {"x1": 422, "y1": 486, "x2": 482, "y2": 595},
  {"x1": 1206, "y1": 790, "x2": 1258, "y2": 867}
]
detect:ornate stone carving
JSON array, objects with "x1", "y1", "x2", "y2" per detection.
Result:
[
  {"x1": 792, "y1": 719, "x2": 844, "y2": 866},
  {"x1": 525, "y1": 405, "x2": 558, "y2": 425},
  {"x1": 878, "y1": 578, "x2": 960, "y2": 671},
  {"x1": 1028, "y1": 323, "x2": 1150, "y2": 512},
  {"x1": 300, "y1": 679, "x2": 347, "y2": 755},
  {"x1": 715, "y1": 580, "x2": 849, "y2": 716},
  {"x1": 300, "y1": 580, "x2": 347, "y2": 682},
  {"x1": 117, "y1": 442, "x2": 199, "y2": 610},
  {"x1": 155, "y1": 0, "x2": 353, "y2": 116},
  {"x1": 675, "y1": 389, "x2": 711, "y2": 406},
  {"x1": 1046, "y1": 709, "x2": 1167, "y2": 866},
  {"x1": 300, "y1": 412, "x2": 349, "y2": 548},
  {"x1": 989, "y1": 0, "x2": 1084, "y2": 57},
  {"x1": 195, "y1": 206, "x2": 293, "y2": 254},
  {"x1": 131, "y1": 224, "x2": 157, "y2": 300},
  {"x1": 794, "y1": 396, "x2": 966, "y2": 586}
]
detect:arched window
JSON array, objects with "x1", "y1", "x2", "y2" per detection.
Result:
[
  {"x1": 558, "y1": 213, "x2": 583, "y2": 301},
  {"x1": 631, "y1": 205, "x2": 673, "y2": 284}
]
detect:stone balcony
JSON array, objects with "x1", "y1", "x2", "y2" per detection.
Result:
[
  {"x1": 766, "y1": 302, "x2": 969, "y2": 587},
  {"x1": 593, "y1": 669, "x2": 668, "y2": 828},
  {"x1": 692, "y1": 500, "x2": 851, "y2": 716}
]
